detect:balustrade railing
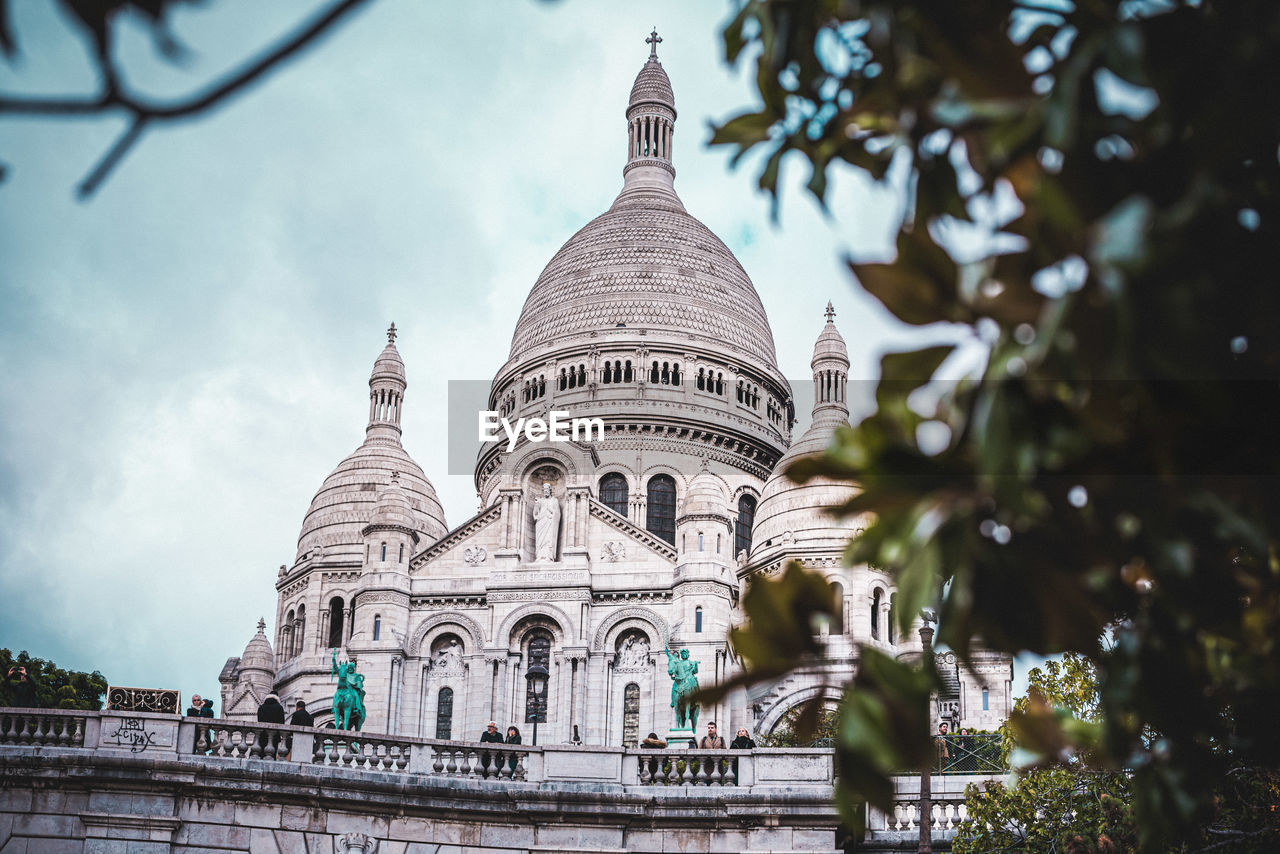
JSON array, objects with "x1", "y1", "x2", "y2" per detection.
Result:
[
  {"x1": 881, "y1": 800, "x2": 970, "y2": 832},
  {"x1": 425, "y1": 742, "x2": 528, "y2": 781},
  {"x1": 197, "y1": 720, "x2": 292, "y2": 760},
  {"x1": 0, "y1": 707, "x2": 843, "y2": 792},
  {"x1": 636, "y1": 749, "x2": 738, "y2": 786},
  {"x1": 314, "y1": 733, "x2": 412, "y2": 773},
  {"x1": 0, "y1": 709, "x2": 86, "y2": 747}
]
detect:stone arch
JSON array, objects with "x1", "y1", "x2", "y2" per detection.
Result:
[
  {"x1": 496, "y1": 602, "x2": 574, "y2": 649},
  {"x1": 592, "y1": 606, "x2": 668, "y2": 652},
  {"x1": 509, "y1": 445, "x2": 583, "y2": 483},
  {"x1": 757, "y1": 684, "x2": 839, "y2": 736},
  {"x1": 406, "y1": 612, "x2": 485, "y2": 657}
]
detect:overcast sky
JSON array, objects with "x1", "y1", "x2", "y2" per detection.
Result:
[{"x1": 1, "y1": 0, "x2": 1038, "y2": 703}]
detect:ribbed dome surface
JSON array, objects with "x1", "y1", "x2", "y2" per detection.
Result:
[
  {"x1": 629, "y1": 56, "x2": 675, "y2": 112},
  {"x1": 813, "y1": 322, "x2": 850, "y2": 366},
  {"x1": 369, "y1": 478, "x2": 416, "y2": 529},
  {"x1": 372, "y1": 343, "x2": 405, "y2": 381},
  {"x1": 508, "y1": 197, "x2": 779, "y2": 366},
  {"x1": 296, "y1": 439, "x2": 448, "y2": 561},
  {"x1": 240, "y1": 624, "x2": 275, "y2": 673},
  {"x1": 681, "y1": 469, "x2": 729, "y2": 517}
]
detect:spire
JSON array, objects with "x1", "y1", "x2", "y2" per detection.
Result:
[
  {"x1": 811, "y1": 303, "x2": 850, "y2": 421},
  {"x1": 625, "y1": 29, "x2": 677, "y2": 186},
  {"x1": 367, "y1": 324, "x2": 407, "y2": 441},
  {"x1": 256, "y1": 617, "x2": 266, "y2": 633}
]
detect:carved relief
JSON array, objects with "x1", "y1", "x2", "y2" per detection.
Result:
[
  {"x1": 614, "y1": 631, "x2": 651, "y2": 671},
  {"x1": 600, "y1": 541, "x2": 626, "y2": 561},
  {"x1": 464, "y1": 546, "x2": 487, "y2": 566}
]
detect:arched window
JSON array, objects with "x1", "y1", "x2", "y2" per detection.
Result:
[
  {"x1": 645, "y1": 475, "x2": 677, "y2": 545},
  {"x1": 327, "y1": 597, "x2": 344, "y2": 648},
  {"x1": 695, "y1": 606, "x2": 703, "y2": 633},
  {"x1": 672, "y1": 363, "x2": 681, "y2": 386},
  {"x1": 661, "y1": 362, "x2": 670, "y2": 384},
  {"x1": 380, "y1": 542, "x2": 387, "y2": 561},
  {"x1": 624, "y1": 361, "x2": 633, "y2": 383},
  {"x1": 398, "y1": 543, "x2": 404, "y2": 562},
  {"x1": 559, "y1": 368, "x2": 567, "y2": 391},
  {"x1": 525, "y1": 632, "x2": 552, "y2": 723},
  {"x1": 538, "y1": 375, "x2": 546, "y2": 397},
  {"x1": 982, "y1": 688, "x2": 990, "y2": 711},
  {"x1": 285, "y1": 609, "x2": 295, "y2": 657},
  {"x1": 715, "y1": 372, "x2": 724, "y2": 395},
  {"x1": 735, "y1": 495, "x2": 757, "y2": 556},
  {"x1": 436, "y1": 687, "x2": 454, "y2": 740},
  {"x1": 697, "y1": 368, "x2": 705, "y2": 390},
  {"x1": 832, "y1": 582, "x2": 845, "y2": 633},
  {"x1": 622, "y1": 683, "x2": 640, "y2": 748},
  {"x1": 599, "y1": 473, "x2": 629, "y2": 517},
  {"x1": 578, "y1": 365, "x2": 586, "y2": 386},
  {"x1": 888, "y1": 593, "x2": 897, "y2": 644},
  {"x1": 614, "y1": 360, "x2": 623, "y2": 383},
  {"x1": 871, "y1": 589, "x2": 882, "y2": 640},
  {"x1": 373, "y1": 615, "x2": 381, "y2": 641},
  {"x1": 650, "y1": 361, "x2": 660, "y2": 384},
  {"x1": 296, "y1": 605, "x2": 306, "y2": 657}
]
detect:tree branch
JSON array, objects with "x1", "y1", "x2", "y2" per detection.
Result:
[{"x1": 0, "y1": 0, "x2": 375, "y2": 197}]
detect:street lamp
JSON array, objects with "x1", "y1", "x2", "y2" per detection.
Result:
[
  {"x1": 918, "y1": 612, "x2": 936, "y2": 854},
  {"x1": 525, "y1": 663, "x2": 548, "y2": 746}
]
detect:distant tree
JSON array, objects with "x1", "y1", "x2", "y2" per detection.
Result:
[
  {"x1": 758, "y1": 703, "x2": 840, "y2": 748},
  {"x1": 955, "y1": 653, "x2": 1138, "y2": 854},
  {"x1": 706, "y1": 0, "x2": 1280, "y2": 847},
  {"x1": 0, "y1": 648, "x2": 108, "y2": 710},
  {"x1": 0, "y1": 0, "x2": 374, "y2": 198}
]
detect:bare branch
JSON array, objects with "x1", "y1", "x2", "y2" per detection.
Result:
[{"x1": 0, "y1": 0, "x2": 375, "y2": 197}]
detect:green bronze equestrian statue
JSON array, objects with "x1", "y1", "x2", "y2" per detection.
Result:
[
  {"x1": 663, "y1": 629, "x2": 700, "y2": 731},
  {"x1": 331, "y1": 649, "x2": 366, "y2": 731}
]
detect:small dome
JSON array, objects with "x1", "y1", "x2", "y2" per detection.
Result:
[
  {"x1": 629, "y1": 56, "x2": 675, "y2": 114},
  {"x1": 371, "y1": 342, "x2": 405, "y2": 382},
  {"x1": 680, "y1": 468, "x2": 729, "y2": 517},
  {"x1": 296, "y1": 441, "x2": 448, "y2": 562},
  {"x1": 812, "y1": 317, "x2": 849, "y2": 367},
  {"x1": 240, "y1": 619, "x2": 275, "y2": 674},
  {"x1": 369, "y1": 477, "x2": 416, "y2": 530}
]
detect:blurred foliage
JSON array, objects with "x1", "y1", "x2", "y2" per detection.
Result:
[
  {"x1": 0, "y1": 648, "x2": 108, "y2": 710},
  {"x1": 758, "y1": 703, "x2": 840, "y2": 747},
  {"x1": 713, "y1": 0, "x2": 1280, "y2": 847}
]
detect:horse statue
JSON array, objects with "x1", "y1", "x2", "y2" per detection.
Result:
[
  {"x1": 663, "y1": 627, "x2": 700, "y2": 732},
  {"x1": 331, "y1": 649, "x2": 366, "y2": 731}
]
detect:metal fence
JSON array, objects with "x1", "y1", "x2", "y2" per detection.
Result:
[{"x1": 935, "y1": 733, "x2": 1005, "y2": 774}]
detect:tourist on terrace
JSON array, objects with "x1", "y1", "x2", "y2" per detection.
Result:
[
  {"x1": 4, "y1": 666, "x2": 38, "y2": 708},
  {"x1": 730, "y1": 727, "x2": 756, "y2": 749},
  {"x1": 699, "y1": 721, "x2": 725, "y2": 749},
  {"x1": 290, "y1": 700, "x2": 314, "y2": 727},
  {"x1": 479, "y1": 720, "x2": 504, "y2": 773},
  {"x1": 257, "y1": 694, "x2": 285, "y2": 723},
  {"x1": 186, "y1": 695, "x2": 204, "y2": 716},
  {"x1": 505, "y1": 725, "x2": 522, "y2": 773}
]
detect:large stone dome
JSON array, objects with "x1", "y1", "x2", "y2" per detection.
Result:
[{"x1": 508, "y1": 197, "x2": 779, "y2": 366}]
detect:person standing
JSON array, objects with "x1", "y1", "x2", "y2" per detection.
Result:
[
  {"x1": 730, "y1": 727, "x2": 756, "y2": 749},
  {"x1": 256, "y1": 694, "x2": 286, "y2": 755},
  {"x1": 5, "y1": 666, "x2": 39, "y2": 708},
  {"x1": 699, "y1": 721, "x2": 725, "y2": 749},
  {"x1": 185, "y1": 694, "x2": 204, "y2": 717},
  {"x1": 479, "y1": 720, "x2": 504, "y2": 773},
  {"x1": 257, "y1": 694, "x2": 285, "y2": 723},
  {"x1": 505, "y1": 725, "x2": 522, "y2": 774},
  {"x1": 289, "y1": 700, "x2": 314, "y2": 727}
]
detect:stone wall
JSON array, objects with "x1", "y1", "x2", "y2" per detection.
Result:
[{"x1": 0, "y1": 709, "x2": 843, "y2": 854}]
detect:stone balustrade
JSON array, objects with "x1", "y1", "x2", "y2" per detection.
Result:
[{"x1": 0, "y1": 708, "x2": 832, "y2": 792}]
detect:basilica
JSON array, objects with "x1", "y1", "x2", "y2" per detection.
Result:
[{"x1": 219, "y1": 36, "x2": 1012, "y2": 745}]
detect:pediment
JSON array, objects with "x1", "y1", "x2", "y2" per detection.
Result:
[{"x1": 410, "y1": 503, "x2": 502, "y2": 572}]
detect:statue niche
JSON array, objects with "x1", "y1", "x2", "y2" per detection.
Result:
[{"x1": 532, "y1": 481, "x2": 561, "y2": 562}]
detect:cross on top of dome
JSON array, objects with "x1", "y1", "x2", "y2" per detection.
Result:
[
  {"x1": 387, "y1": 322, "x2": 397, "y2": 345},
  {"x1": 647, "y1": 28, "x2": 662, "y2": 59},
  {"x1": 825, "y1": 301, "x2": 836, "y2": 322}
]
